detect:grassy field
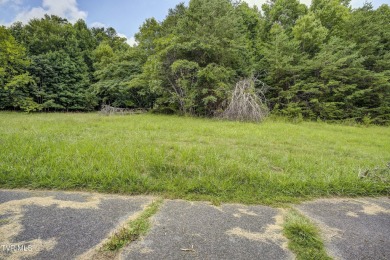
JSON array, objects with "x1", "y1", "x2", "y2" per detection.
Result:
[{"x1": 0, "y1": 112, "x2": 389, "y2": 205}]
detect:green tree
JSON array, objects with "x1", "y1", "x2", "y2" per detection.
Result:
[
  {"x1": 260, "y1": 24, "x2": 301, "y2": 112},
  {"x1": 135, "y1": 18, "x2": 161, "y2": 57},
  {"x1": 310, "y1": 0, "x2": 350, "y2": 36},
  {"x1": 344, "y1": 4, "x2": 390, "y2": 72},
  {"x1": 235, "y1": 2, "x2": 264, "y2": 72},
  {"x1": 91, "y1": 26, "x2": 129, "y2": 52},
  {"x1": 21, "y1": 15, "x2": 96, "y2": 111},
  {"x1": 92, "y1": 42, "x2": 143, "y2": 107},
  {"x1": 290, "y1": 37, "x2": 389, "y2": 122},
  {"x1": 139, "y1": 0, "x2": 251, "y2": 115},
  {"x1": 292, "y1": 12, "x2": 328, "y2": 55},
  {"x1": 0, "y1": 26, "x2": 36, "y2": 111},
  {"x1": 29, "y1": 50, "x2": 95, "y2": 111},
  {"x1": 262, "y1": 0, "x2": 307, "y2": 34},
  {"x1": 169, "y1": 59, "x2": 200, "y2": 114},
  {"x1": 1, "y1": 0, "x2": 389, "y2": 124},
  {"x1": 74, "y1": 19, "x2": 98, "y2": 80}
]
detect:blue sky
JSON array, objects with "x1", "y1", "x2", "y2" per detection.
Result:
[{"x1": 0, "y1": 0, "x2": 388, "y2": 45}]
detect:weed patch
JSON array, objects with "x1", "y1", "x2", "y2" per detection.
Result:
[
  {"x1": 284, "y1": 209, "x2": 331, "y2": 260},
  {"x1": 103, "y1": 199, "x2": 163, "y2": 251}
]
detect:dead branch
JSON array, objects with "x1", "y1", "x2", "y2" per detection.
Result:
[
  {"x1": 99, "y1": 105, "x2": 147, "y2": 116},
  {"x1": 220, "y1": 77, "x2": 269, "y2": 122}
]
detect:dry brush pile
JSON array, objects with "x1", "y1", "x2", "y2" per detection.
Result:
[
  {"x1": 221, "y1": 78, "x2": 269, "y2": 122},
  {"x1": 100, "y1": 105, "x2": 147, "y2": 116}
]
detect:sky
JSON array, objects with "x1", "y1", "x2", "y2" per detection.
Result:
[{"x1": 0, "y1": 0, "x2": 389, "y2": 45}]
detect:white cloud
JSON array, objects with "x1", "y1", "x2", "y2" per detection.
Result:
[
  {"x1": 12, "y1": 7, "x2": 46, "y2": 23},
  {"x1": 10, "y1": 0, "x2": 87, "y2": 24},
  {"x1": 89, "y1": 25, "x2": 138, "y2": 46},
  {"x1": 243, "y1": 0, "x2": 377, "y2": 8},
  {"x1": 117, "y1": 33, "x2": 138, "y2": 46},
  {"x1": 0, "y1": 0, "x2": 23, "y2": 13},
  {"x1": 126, "y1": 36, "x2": 137, "y2": 46},
  {"x1": 242, "y1": 0, "x2": 266, "y2": 7},
  {"x1": 0, "y1": 0, "x2": 22, "y2": 5},
  {"x1": 300, "y1": 0, "x2": 312, "y2": 6},
  {"x1": 90, "y1": 21, "x2": 106, "y2": 28},
  {"x1": 243, "y1": 0, "x2": 312, "y2": 8}
]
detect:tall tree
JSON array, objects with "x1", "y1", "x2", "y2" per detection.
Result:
[
  {"x1": 262, "y1": 0, "x2": 307, "y2": 35},
  {"x1": 137, "y1": 0, "x2": 251, "y2": 115},
  {"x1": 289, "y1": 37, "x2": 389, "y2": 122},
  {"x1": 0, "y1": 26, "x2": 36, "y2": 111},
  {"x1": 310, "y1": 0, "x2": 350, "y2": 36},
  {"x1": 1, "y1": 0, "x2": 389, "y2": 123},
  {"x1": 292, "y1": 12, "x2": 328, "y2": 56},
  {"x1": 260, "y1": 24, "x2": 301, "y2": 112},
  {"x1": 21, "y1": 15, "x2": 96, "y2": 110},
  {"x1": 92, "y1": 42, "x2": 143, "y2": 108}
]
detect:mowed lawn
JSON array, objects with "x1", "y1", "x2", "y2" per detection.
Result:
[{"x1": 0, "y1": 112, "x2": 389, "y2": 204}]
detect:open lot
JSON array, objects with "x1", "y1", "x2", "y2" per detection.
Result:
[{"x1": 0, "y1": 112, "x2": 389, "y2": 204}]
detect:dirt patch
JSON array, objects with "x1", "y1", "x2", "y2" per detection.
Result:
[
  {"x1": 346, "y1": 211, "x2": 359, "y2": 218},
  {"x1": 233, "y1": 208, "x2": 259, "y2": 218},
  {"x1": 226, "y1": 209, "x2": 289, "y2": 251},
  {"x1": 361, "y1": 204, "x2": 390, "y2": 215}
]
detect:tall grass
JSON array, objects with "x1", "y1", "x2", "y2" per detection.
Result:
[{"x1": 0, "y1": 112, "x2": 389, "y2": 204}]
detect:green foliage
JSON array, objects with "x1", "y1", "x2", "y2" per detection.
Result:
[
  {"x1": 261, "y1": 24, "x2": 300, "y2": 111},
  {"x1": 134, "y1": 0, "x2": 252, "y2": 116},
  {"x1": 284, "y1": 210, "x2": 331, "y2": 260},
  {"x1": 293, "y1": 12, "x2": 328, "y2": 55},
  {"x1": 285, "y1": 37, "x2": 389, "y2": 122},
  {"x1": 257, "y1": 0, "x2": 390, "y2": 123},
  {"x1": 262, "y1": 0, "x2": 308, "y2": 33},
  {"x1": 104, "y1": 199, "x2": 163, "y2": 251},
  {"x1": 0, "y1": 26, "x2": 35, "y2": 111},
  {"x1": 16, "y1": 97, "x2": 42, "y2": 113},
  {"x1": 28, "y1": 50, "x2": 94, "y2": 111},
  {"x1": 196, "y1": 63, "x2": 234, "y2": 115},
  {"x1": 311, "y1": 0, "x2": 350, "y2": 35},
  {"x1": 0, "y1": 0, "x2": 389, "y2": 123},
  {"x1": 344, "y1": 4, "x2": 390, "y2": 72},
  {"x1": 135, "y1": 18, "x2": 161, "y2": 56},
  {"x1": 170, "y1": 59, "x2": 200, "y2": 114}
]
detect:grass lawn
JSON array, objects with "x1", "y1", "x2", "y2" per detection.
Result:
[{"x1": 0, "y1": 112, "x2": 389, "y2": 205}]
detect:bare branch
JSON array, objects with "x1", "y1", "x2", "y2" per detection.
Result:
[{"x1": 220, "y1": 77, "x2": 269, "y2": 122}]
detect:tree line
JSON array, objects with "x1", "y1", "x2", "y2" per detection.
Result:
[{"x1": 1, "y1": 0, "x2": 389, "y2": 124}]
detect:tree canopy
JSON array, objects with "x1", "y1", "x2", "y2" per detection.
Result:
[{"x1": 0, "y1": 0, "x2": 389, "y2": 124}]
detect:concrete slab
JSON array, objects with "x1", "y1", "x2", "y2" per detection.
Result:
[
  {"x1": 0, "y1": 189, "x2": 154, "y2": 260},
  {"x1": 121, "y1": 200, "x2": 294, "y2": 260},
  {"x1": 296, "y1": 197, "x2": 390, "y2": 260}
]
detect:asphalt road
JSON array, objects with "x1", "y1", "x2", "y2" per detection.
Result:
[
  {"x1": 121, "y1": 200, "x2": 293, "y2": 260},
  {"x1": 0, "y1": 189, "x2": 389, "y2": 260},
  {"x1": 296, "y1": 198, "x2": 390, "y2": 260}
]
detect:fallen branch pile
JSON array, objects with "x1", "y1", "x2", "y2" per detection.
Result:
[
  {"x1": 221, "y1": 78, "x2": 269, "y2": 122},
  {"x1": 100, "y1": 105, "x2": 147, "y2": 116}
]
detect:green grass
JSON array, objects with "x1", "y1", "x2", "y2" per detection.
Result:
[
  {"x1": 284, "y1": 209, "x2": 331, "y2": 260},
  {"x1": 0, "y1": 218, "x2": 10, "y2": 225},
  {"x1": 0, "y1": 112, "x2": 389, "y2": 204},
  {"x1": 103, "y1": 199, "x2": 163, "y2": 251}
]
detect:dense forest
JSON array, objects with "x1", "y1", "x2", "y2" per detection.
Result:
[{"x1": 0, "y1": 0, "x2": 389, "y2": 124}]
